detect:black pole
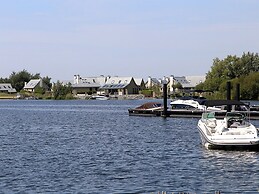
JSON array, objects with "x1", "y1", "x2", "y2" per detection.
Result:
[
  {"x1": 235, "y1": 83, "x2": 240, "y2": 101},
  {"x1": 163, "y1": 83, "x2": 168, "y2": 117},
  {"x1": 226, "y1": 81, "x2": 231, "y2": 112}
]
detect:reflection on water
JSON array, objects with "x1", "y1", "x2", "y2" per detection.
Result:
[{"x1": 200, "y1": 149, "x2": 259, "y2": 193}]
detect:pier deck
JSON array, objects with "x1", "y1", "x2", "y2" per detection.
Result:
[{"x1": 128, "y1": 108, "x2": 259, "y2": 120}]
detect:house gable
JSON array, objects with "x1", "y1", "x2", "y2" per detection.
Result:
[
  {"x1": 23, "y1": 79, "x2": 49, "y2": 92},
  {"x1": 134, "y1": 78, "x2": 146, "y2": 90},
  {"x1": 24, "y1": 79, "x2": 41, "y2": 92}
]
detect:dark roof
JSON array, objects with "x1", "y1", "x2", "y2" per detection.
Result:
[{"x1": 204, "y1": 100, "x2": 245, "y2": 107}]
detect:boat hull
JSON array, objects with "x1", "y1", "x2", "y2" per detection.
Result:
[
  {"x1": 204, "y1": 144, "x2": 259, "y2": 151},
  {"x1": 197, "y1": 124, "x2": 259, "y2": 151}
]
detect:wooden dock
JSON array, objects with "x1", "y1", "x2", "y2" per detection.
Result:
[
  {"x1": 129, "y1": 83, "x2": 259, "y2": 120},
  {"x1": 128, "y1": 108, "x2": 259, "y2": 120}
]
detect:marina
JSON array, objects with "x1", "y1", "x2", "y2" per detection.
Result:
[
  {"x1": 128, "y1": 106, "x2": 259, "y2": 120},
  {"x1": 129, "y1": 83, "x2": 259, "y2": 120},
  {"x1": 1, "y1": 0, "x2": 259, "y2": 193}
]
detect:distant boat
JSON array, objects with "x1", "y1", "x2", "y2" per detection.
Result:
[
  {"x1": 90, "y1": 95, "x2": 109, "y2": 100},
  {"x1": 197, "y1": 100, "x2": 259, "y2": 150}
]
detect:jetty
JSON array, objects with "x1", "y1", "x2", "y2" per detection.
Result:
[
  {"x1": 128, "y1": 82, "x2": 259, "y2": 120},
  {"x1": 128, "y1": 108, "x2": 259, "y2": 120}
]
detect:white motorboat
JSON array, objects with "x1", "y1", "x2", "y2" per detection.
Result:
[
  {"x1": 90, "y1": 95, "x2": 109, "y2": 100},
  {"x1": 170, "y1": 99, "x2": 221, "y2": 111},
  {"x1": 197, "y1": 100, "x2": 259, "y2": 150}
]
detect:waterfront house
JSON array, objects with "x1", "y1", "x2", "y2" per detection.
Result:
[
  {"x1": 166, "y1": 75, "x2": 206, "y2": 94},
  {"x1": 0, "y1": 83, "x2": 17, "y2": 94},
  {"x1": 171, "y1": 75, "x2": 205, "y2": 93},
  {"x1": 146, "y1": 76, "x2": 162, "y2": 89},
  {"x1": 146, "y1": 77, "x2": 163, "y2": 97},
  {"x1": 185, "y1": 76, "x2": 206, "y2": 87},
  {"x1": 134, "y1": 78, "x2": 146, "y2": 91},
  {"x1": 146, "y1": 75, "x2": 206, "y2": 97},
  {"x1": 71, "y1": 75, "x2": 108, "y2": 96},
  {"x1": 23, "y1": 79, "x2": 49, "y2": 92},
  {"x1": 100, "y1": 76, "x2": 139, "y2": 95}
]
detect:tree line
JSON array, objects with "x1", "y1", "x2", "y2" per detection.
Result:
[
  {"x1": 196, "y1": 52, "x2": 259, "y2": 100},
  {"x1": 0, "y1": 69, "x2": 73, "y2": 99},
  {"x1": 2, "y1": 52, "x2": 259, "y2": 100}
]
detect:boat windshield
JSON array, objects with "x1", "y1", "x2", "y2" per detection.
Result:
[
  {"x1": 225, "y1": 112, "x2": 245, "y2": 120},
  {"x1": 225, "y1": 112, "x2": 248, "y2": 128},
  {"x1": 202, "y1": 112, "x2": 215, "y2": 119}
]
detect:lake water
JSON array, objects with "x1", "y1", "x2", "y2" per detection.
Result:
[{"x1": 0, "y1": 99, "x2": 259, "y2": 193}]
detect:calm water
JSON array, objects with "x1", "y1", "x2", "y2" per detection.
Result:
[{"x1": 0, "y1": 99, "x2": 259, "y2": 194}]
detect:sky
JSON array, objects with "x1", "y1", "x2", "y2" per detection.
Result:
[{"x1": 1, "y1": 0, "x2": 259, "y2": 81}]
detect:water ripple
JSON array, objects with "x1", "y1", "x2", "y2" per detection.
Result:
[{"x1": 0, "y1": 100, "x2": 259, "y2": 193}]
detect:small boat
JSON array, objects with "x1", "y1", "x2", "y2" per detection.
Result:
[
  {"x1": 197, "y1": 100, "x2": 259, "y2": 150},
  {"x1": 128, "y1": 102, "x2": 163, "y2": 116},
  {"x1": 90, "y1": 95, "x2": 109, "y2": 100},
  {"x1": 135, "y1": 102, "x2": 163, "y2": 111}
]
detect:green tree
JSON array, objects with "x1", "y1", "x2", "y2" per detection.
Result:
[
  {"x1": 0, "y1": 77, "x2": 10, "y2": 83},
  {"x1": 240, "y1": 72, "x2": 259, "y2": 100},
  {"x1": 173, "y1": 82, "x2": 183, "y2": 90},
  {"x1": 52, "y1": 81, "x2": 73, "y2": 100},
  {"x1": 9, "y1": 69, "x2": 32, "y2": 92},
  {"x1": 198, "y1": 52, "x2": 259, "y2": 100},
  {"x1": 42, "y1": 76, "x2": 52, "y2": 91}
]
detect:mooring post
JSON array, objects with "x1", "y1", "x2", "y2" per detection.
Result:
[
  {"x1": 235, "y1": 83, "x2": 240, "y2": 101},
  {"x1": 227, "y1": 81, "x2": 231, "y2": 112},
  {"x1": 162, "y1": 83, "x2": 168, "y2": 117}
]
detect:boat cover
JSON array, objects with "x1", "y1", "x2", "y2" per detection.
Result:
[{"x1": 204, "y1": 100, "x2": 245, "y2": 107}]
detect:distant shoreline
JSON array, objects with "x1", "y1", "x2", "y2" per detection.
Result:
[{"x1": 0, "y1": 96, "x2": 16, "y2": 99}]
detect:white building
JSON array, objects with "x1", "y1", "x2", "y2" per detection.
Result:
[
  {"x1": 23, "y1": 79, "x2": 48, "y2": 92},
  {"x1": 0, "y1": 83, "x2": 16, "y2": 93}
]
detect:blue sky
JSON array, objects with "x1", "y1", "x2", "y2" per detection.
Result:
[{"x1": 1, "y1": 0, "x2": 259, "y2": 81}]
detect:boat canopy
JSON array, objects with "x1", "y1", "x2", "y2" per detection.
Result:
[
  {"x1": 135, "y1": 102, "x2": 162, "y2": 110},
  {"x1": 204, "y1": 100, "x2": 245, "y2": 107}
]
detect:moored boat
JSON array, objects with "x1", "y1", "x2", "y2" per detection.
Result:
[
  {"x1": 90, "y1": 95, "x2": 109, "y2": 100},
  {"x1": 134, "y1": 102, "x2": 163, "y2": 111},
  {"x1": 197, "y1": 100, "x2": 259, "y2": 150},
  {"x1": 170, "y1": 99, "x2": 221, "y2": 111}
]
